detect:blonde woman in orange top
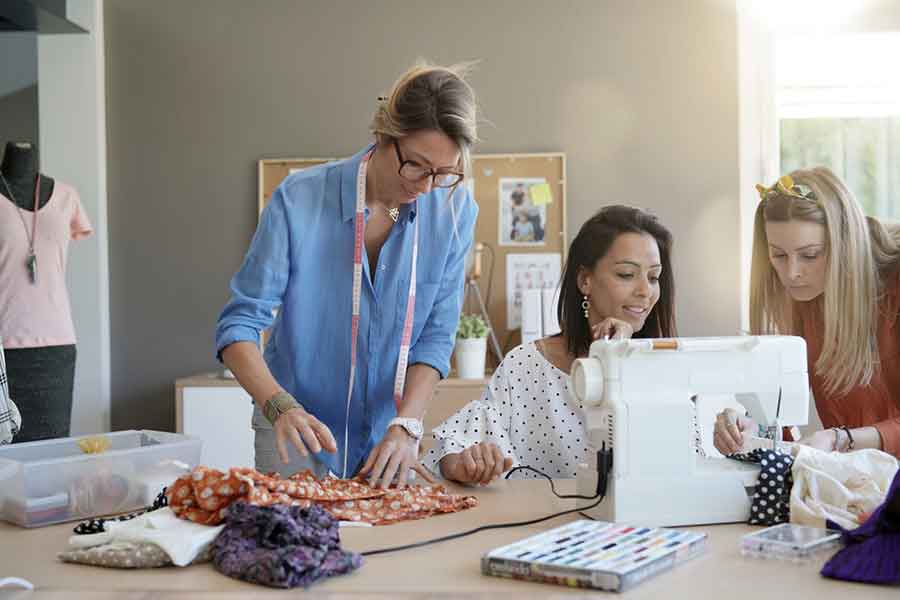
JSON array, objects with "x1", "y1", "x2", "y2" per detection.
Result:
[{"x1": 715, "y1": 167, "x2": 900, "y2": 458}]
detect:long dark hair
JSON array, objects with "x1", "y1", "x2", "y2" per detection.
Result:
[{"x1": 557, "y1": 205, "x2": 677, "y2": 357}]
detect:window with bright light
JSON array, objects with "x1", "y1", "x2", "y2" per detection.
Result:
[{"x1": 777, "y1": 34, "x2": 900, "y2": 219}]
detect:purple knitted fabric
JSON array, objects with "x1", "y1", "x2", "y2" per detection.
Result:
[
  {"x1": 821, "y1": 469, "x2": 900, "y2": 585},
  {"x1": 211, "y1": 502, "x2": 362, "y2": 588}
]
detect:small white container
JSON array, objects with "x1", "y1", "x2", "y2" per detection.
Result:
[
  {"x1": 0, "y1": 430, "x2": 201, "y2": 528},
  {"x1": 740, "y1": 523, "x2": 842, "y2": 563},
  {"x1": 455, "y1": 337, "x2": 487, "y2": 379}
]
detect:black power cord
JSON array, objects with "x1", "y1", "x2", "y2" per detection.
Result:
[{"x1": 360, "y1": 444, "x2": 613, "y2": 557}]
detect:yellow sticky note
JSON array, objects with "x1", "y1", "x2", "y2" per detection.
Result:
[{"x1": 529, "y1": 183, "x2": 553, "y2": 206}]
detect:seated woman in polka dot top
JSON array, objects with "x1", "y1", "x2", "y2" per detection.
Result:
[{"x1": 423, "y1": 205, "x2": 678, "y2": 484}]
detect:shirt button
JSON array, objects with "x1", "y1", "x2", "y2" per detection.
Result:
[{"x1": 381, "y1": 265, "x2": 386, "y2": 271}]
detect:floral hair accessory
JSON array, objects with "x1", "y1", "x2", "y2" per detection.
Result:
[{"x1": 755, "y1": 175, "x2": 817, "y2": 204}]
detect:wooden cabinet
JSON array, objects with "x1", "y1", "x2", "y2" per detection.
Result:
[
  {"x1": 175, "y1": 373, "x2": 489, "y2": 470},
  {"x1": 175, "y1": 373, "x2": 255, "y2": 472}
]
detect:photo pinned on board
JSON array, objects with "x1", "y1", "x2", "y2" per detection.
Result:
[{"x1": 498, "y1": 178, "x2": 548, "y2": 246}]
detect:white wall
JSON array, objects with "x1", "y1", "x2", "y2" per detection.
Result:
[
  {"x1": 38, "y1": 0, "x2": 109, "y2": 435},
  {"x1": 737, "y1": 6, "x2": 778, "y2": 334}
]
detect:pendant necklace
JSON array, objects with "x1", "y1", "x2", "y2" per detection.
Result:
[
  {"x1": 0, "y1": 173, "x2": 39, "y2": 284},
  {"x1": 385, "y1": 205, "x2": 400, "y2": 223}
]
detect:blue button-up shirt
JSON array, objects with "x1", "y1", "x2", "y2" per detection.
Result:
[{"x1": 215, "y1": 145, "x2": 477, "y2": 476}]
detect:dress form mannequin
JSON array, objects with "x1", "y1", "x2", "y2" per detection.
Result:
[
  {"x1": 0, "y1": 141, "x2": 54, "y2": 210},
  {"x1": 0, "y1": 141, "x2": 92, "y2": 443}
]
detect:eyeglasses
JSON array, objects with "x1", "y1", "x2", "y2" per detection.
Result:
[{"x1": 393, "y1": 139, "x2": 463, "y2": 188}]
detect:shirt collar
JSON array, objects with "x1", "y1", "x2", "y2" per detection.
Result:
[
  {"x1": 340, "y1": 143, "x2": 419, "y2": 224},
  {"x1": 340, "y1": 144, "x2": 373, "y2": 222}
]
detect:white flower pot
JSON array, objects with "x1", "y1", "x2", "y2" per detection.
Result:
[{"x1": 455, "y1": 337, "x2": 487, "y2": 379}]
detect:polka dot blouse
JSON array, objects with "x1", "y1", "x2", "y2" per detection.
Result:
[{"x1": 423, "y1": 341, "x2": 588, "y2": 480}]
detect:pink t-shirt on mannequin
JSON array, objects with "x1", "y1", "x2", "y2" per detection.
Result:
[{"x1": 0, "y1": 180, "x2": 93, "y2": 348}]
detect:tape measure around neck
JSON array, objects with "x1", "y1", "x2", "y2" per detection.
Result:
[{"x1": 342, "y1": 148, "x2": 419, "y2": 477}]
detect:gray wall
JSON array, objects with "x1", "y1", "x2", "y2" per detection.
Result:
[
  {"x1": 105, "y1": 0, "x2": 741, "y2": 431},
  {"x1": 0, "y1": 84, "x2": 38, "y2": 146},
  {"x1": 0, "y1": 33, "x2": 38, "y2": 150}
]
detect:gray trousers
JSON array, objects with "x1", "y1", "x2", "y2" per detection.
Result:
[{"x1": 251, "y1": 406, "x2": 331, "y2": 478}]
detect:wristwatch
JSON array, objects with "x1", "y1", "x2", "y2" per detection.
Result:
[{"x1": 389, "y1": 417, "x2": 424, "y2": 440}]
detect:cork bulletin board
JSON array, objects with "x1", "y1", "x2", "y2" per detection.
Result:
[{"x1": 258, "y1": 153, "x2": 567, "y2": 362}]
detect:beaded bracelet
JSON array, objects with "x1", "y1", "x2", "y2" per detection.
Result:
[
  {"x1": 263, "y1": 391, "x2": 301, "y2": 426},
  {"x1": 840, "y1": 425, "x2": 855, "y2": 451}
]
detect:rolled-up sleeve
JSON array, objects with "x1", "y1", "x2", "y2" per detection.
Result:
[
  {"x1": 873, "y1": 418, "x2": 900, "y2": 458},
  {"x1": 215, "y1": 187, "x2": 292, "y2": 361},
  {"x1": 408, "y1": 192, "x2": 478, "y2": 378},
  {"x1": 422, "y1": 363, "x2": 515, "y2": 477}
]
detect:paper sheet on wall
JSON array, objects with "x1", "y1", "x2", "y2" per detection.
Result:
[{"x1": 506, "y1": 253, "x2": 561, "y2": 330}]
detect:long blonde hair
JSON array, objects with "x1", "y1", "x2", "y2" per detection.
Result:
[
  {"x1": 750, "y1": 166, "x2": 900, "y2": 396},
  {"x1": 370, "y1": 60, "x2": 479, "y2": 177}
]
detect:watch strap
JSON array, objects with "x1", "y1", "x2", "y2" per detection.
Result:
[{"x1": 389, "y1": 417, "x2": 423, "y2": 440}]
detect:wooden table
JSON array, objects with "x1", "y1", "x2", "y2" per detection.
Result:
[{"x1": 0, "y1": 480, "x2": 886, "y2": 599}]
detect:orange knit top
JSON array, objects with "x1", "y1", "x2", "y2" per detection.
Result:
[{"x1": 796, "y1": 269, "x2": 900, "y2": 458}]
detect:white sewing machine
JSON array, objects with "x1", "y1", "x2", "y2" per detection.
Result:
[{"x1": 571, "y1": 336, "x2": 809, "y2": 526}]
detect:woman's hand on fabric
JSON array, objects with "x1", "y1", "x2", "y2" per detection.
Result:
[
  {"x1": 713, "y1": 408, "x2": 756, "y2": 455},
  {"x1": 358, "y1": 426, "x2": 437, "y2": 489},
  {"x1": 274, "y1": 407, "x2": 338, "y2": 463},
  {"x1": 439, "y1": 442, "x2": 514, "y2": 485},
  {"x1": 798, "y1": 429, "x2": 836, "y2": 452},
  {"x1": 592, "y1": 318, "x2": 634, "y2": 341}
]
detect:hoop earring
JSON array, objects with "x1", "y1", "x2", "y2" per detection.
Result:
[{"x1": 582, "y1": 295, "x2": 590, "y2": 320}]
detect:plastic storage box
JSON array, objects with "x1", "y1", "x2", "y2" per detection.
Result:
[
  {"x1": 0, "y1": 430, "x2": 201, "y2": 527},
  {"x1": 740, "y1": 523, "x2": 842, "y2": 563}
]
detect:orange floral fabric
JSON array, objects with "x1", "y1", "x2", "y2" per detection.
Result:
[{"x1": 166, "y1": 467, "x2": 478, "y2": 526}]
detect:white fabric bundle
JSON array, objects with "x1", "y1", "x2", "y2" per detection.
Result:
[
  {"x1": 790, "y1": 446, "x2": 899, "y2": 530},
  {"x1": 66, "y1": 507, "x2": 224, "y2": 567}
]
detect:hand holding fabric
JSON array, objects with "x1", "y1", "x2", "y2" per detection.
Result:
[
  {"x1": 439, "y1": 442, "x2": 514, "y2": 485},
  {"x1": 713, "y1": 408, "x2": 757, "y2": 455},
  {"x1": 358, "y1": 425, "x2": 437, "y2": 488}
]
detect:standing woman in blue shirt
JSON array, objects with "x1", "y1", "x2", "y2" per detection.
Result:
[{"x1": 215, "y1": 62, "x2": 479, "y2": 487}]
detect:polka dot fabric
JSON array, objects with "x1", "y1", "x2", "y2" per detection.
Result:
[
  {"x1": 166, "y1": 466, "x2": 477, "y2": 526},
  {"x1": 58, "y1": 541, "x2": 175, "y2": 569},
  {"x1": 423, "y1": 341, "x2": 588, "y2": 479},
  {"x1": 732, "y1": 448, "x2": 794, "y2": 525}
]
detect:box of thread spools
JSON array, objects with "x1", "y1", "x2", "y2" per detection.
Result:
[{"x1": 0, "y1": 430, "x2": 201, "y2": 527}]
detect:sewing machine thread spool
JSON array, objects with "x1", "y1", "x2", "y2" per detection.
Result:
[{"x1": 651, "y1": 339, "x2": 678, "y2": 350}]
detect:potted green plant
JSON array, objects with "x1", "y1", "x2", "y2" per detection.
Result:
[{"x1": 455, "y1": 314, "x2": 489, "y2": 378}]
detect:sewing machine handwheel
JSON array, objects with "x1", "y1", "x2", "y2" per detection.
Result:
[{"x1": 572, "y1": 358, "x2": 605, "y2": 407}]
